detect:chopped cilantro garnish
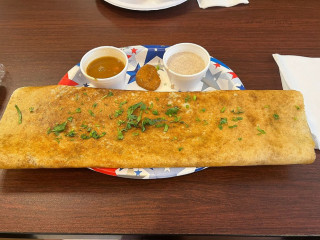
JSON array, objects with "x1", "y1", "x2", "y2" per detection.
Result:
[
  {"x1": 88, "y1": 110, "x2": 95, "y2": 117},
  {"x1": 178, "y1": 147, "x2": 184, "y2": 151},
  {"x1": 15, "y1": 105, "x2": 22, "y2": 124},
  {"x1": 232, "y1": 117, "x2": 243, "y2": 122},
  {"x1": 165, "y1": 107, "x2": 179, "y2": 117},
  {"x1": 185, "y1": 95, "x2": 191, "y2": 103},
  {"x1": 81, "y1": 124, "x2": 88, "y2": 129},
  {"x1": 118, "y1": 120, "x2": 125, "y2": 126},
  {"x1": 114, "y1": 109, "x2": 123, "y2": 117},
  {"x1": 49, "y1": 121, "x2": 67, "y2": 136},
  {"x1": 89, "y1": 130, "x2": 106, "y2": 139},
  {"x1": 257, "y1": 126, "x2": 266, "y2": 135},
  {"x1": 29, "y1": 107, "x2": 34, "y2": 113},
  {"x1": 155, "y1": 97, "x2": 159, "y2": 101},
  {"x1": 141, "y1": 118, "x2": 164, "y2": 132},
  {"x1": 92, "y1": 103, "x2": 97, "y2": 108},
  {"x1": 295, "y1": 105, "x2": 300, "y2": 110},
  {"x1": 201, "y1": 108, "x2": 206, "y2": 112},
  {"x1": 196, "y1": 117, "x2": 201, "y2": 122},
  {"x1": 164, "y1": 123, "x2": 169, "y2": 132},
  {"x1": 231, "y1": 107, "x2": 244, "y2": 114},
  {"x1": 273, "y1": 114, "x2": 279, "y2": 120},
  {"x1": 101, "y1": 91, "x2": 114, "y2": 99},
  {"x1": 218, "y1": 118, "x2": 228, "y2": 130},
  {"x1": 203, "y1": 120, "x2": 208, "y2": 125},
  {"x1": 117, "y1": 128, "x2": 124, "y2": 140},
  {"x1": 83, "y1": 92, "x2": 87, "y2": 96},
  {"x1": 220, "y1": 106, "x2": 226, "y2": 113},
  {"x1": 81, "y1": 134, "x2": 90, "y2": 140},
  {"x1": 75, "y1": 108, "x2": 81, "y2": 113},
  {"x1": 55, "y1": 137, "x2": 62, "y2": 144},
  {"x1": 67, "y1": 117, "x2": 73, "y2": 122},
  {"x1": 152, "y1": 110, "x2": 159, "y2": 115},
  {"x1": 132, "y1": 132, "x2": 139, "y2": 136},
  {"x1": 238, "y1": 137, "x2": 242, "y2": 141},
  {"x1": 229, "y1": 125, "x2": 238, "y2": 128},
  {"x1": 65, "y1": 129, "x2": 76, "y2": 137}
]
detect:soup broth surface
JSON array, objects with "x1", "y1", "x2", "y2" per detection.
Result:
[{"x1": 86, "y1": 56, "x2": 125, "y2": 79}]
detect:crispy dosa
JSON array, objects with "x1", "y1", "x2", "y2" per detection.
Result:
[{"x1": 0, "y1": 85, "x2": 315, "y2": 169}]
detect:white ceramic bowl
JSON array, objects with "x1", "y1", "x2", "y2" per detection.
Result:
[
  {"x1": 163, "y1": 43, "x2": 210, "y2": 91},
  {"x1": 80, "y1": 46, "x2": 128, "y2": 89}
]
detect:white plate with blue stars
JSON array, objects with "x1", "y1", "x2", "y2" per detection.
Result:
[{"x1": 59, "y1": 45, "x2": 245, "y2": 179}]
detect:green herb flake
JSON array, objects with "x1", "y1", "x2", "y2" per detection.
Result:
[
  {"x1": 55, "y1": 137, "x2": 62, "y2": 144},
  {"x1": 15, "y1": 105, "x2": 22, "y2": 124},
  {"x1": 232, "y1": 117, "x2": 243, "y2": 122},
  {"x1": 75, "y1": 108, "x2": 81, "y2": 113},
  {"x1": 196, "y1": 117, "x2": 201, "y2": 122},
  {"x1": 118, "y1": 120, "x2": 125, "y2": 126},
  {"x1": 231, "y1": 107, "x2": 244, "y2": 114},
  {"x1": 132, "y1": 132, "x2": 139, "y2": 136},
  {"x1": 203, "y1": 120, "x2": 209, "y2": 125},
  {"x1": 220, "y1": 106, "x2": 226, "y2": 113},
  {"x1": 186, "y1": 105, "x2": 190, "y2": 109},
  {"x1": 101, "y1": 91, "x2": 114, "y2": 99},
  {"x1": 65, "y1": 129, "x2": 76, "y2": 137},
  {"x1": 185, "y1": 95, "x2": 191, "y2": 103},
  {"x1": 178, "y1": 147, "x2": 184, "y2": 151},
  {"x1": 83, "y1": 92, "x2": 88, "y2": 96},
  {"x1": 92, "y1": 103, "x2": 97, "y2": 108},
  {"x1": 295, "y1": 105, "x2": 300, "y2": 110},
  {"x1": 164, "y1": 123, "x2": 169, "y2": 132},
  {"x1": 81, "y1": 124, "x2": 88, "y2": 129},
  {"x1": 273, "y1": 114, "x2": 279, "y2": 120},
  {"x1": 165, "y1": 107, "x2": 179, "y2": 117},
  {"x1": 29, "y1": 107, "x2": 34, "y2": 113},
  {"x1": 49, "y1": 121, "x2": 67, "y2": 136},
  {"x1": 218, "y1": 118, "x2": 228, "y2": 130},
  {"x1": 81, "y1": 134, "x2": 90, "y2": 140},
  {"x1": 257, "y1": 126, "x2": 266, "y2": 135},
  {"x1": 201, "y1": 108, "x2": 206, "y2": 113},
  {"x1": 88, "y1": 110, "x2": 95, "y2": 117},
  {"x1": 264, "y1": 105, "x2": 270, "y2": 109},
  {"x1": 117, "y1": 128, "x2": 124, "y2": 140},
  {"x1": 67, "y1": 117, "x2": 73, "y2": 122},
  {"x1": 152, "y1": 110, "x2": 159, "y2": 115},
  {"x1": 229, "y1": 125, "x2": 238, "y2": 129},
  {"x1": 193, "y1": 95, "x2": 197, "y2": 101},
  {"x1": 238, "y1": 137, "x2": 242, "y2": 141},
  {"x1": 155, "y1": 97, "x2": 159, "y2": 101}
]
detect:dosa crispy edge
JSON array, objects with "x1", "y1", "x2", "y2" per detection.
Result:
[{"x1": 0, "y1": 85, "x2": 315, "y2": 169}]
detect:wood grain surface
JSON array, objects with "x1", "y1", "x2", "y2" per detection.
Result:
[{"x1": 0, "y1": 0, "x2": 319, "y2": 236}]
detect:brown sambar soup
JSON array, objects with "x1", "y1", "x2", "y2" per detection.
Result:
[{"x1": 86, "y1": 56, "x2": 125, "y2": 79}]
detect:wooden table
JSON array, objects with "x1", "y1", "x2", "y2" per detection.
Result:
[{"x1": 0, "y1": 0, "x2": 319, "y2": 238}]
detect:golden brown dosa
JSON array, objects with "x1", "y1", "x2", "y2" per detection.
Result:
[{"x1": 0, "y1": 85, "x2": 315, "y2": 169}]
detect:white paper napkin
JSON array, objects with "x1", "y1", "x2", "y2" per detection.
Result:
[
  {"x1": 273, "y1": 54, "x2": 320, "y2": 149},
  {"x1": 197, "y1": 0, "x2": 249, "y2": 9}
]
